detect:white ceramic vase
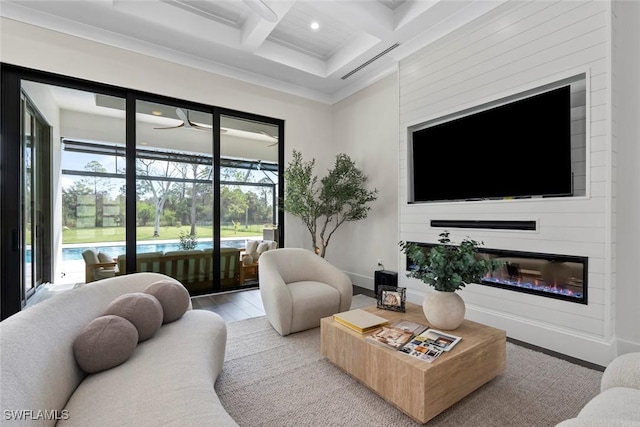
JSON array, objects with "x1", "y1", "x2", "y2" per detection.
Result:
[{"x1": 422, "y1": 289, "x2": 465, "y2": 330}]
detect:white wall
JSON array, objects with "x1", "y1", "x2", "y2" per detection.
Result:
[
  {"x1": 398, "y1": 0, "x2": 618, "y2": 365},
  {"x1": 329, "y1": 73, "x2": 399, "y2": 288},
  {"x1": 0, "y1": 17, "x2": 334, "y2": 252},
  {"x1": 613, "y1": 0, "x2": 640, "y2": 354}
]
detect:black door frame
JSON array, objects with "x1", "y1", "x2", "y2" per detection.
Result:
[
  {"x1": 20, "y1": 91, "x2": 53, "y2": 303},
  {"x1": 1, "y1": 63, "x2": 285, "y2": 320}
]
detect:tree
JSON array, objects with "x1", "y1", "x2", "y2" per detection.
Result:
[
  {"x1": 222, "y1": 187, "x2": 249, "y2": 224},
  {"x1": 80, "y1": 161, "x2": 114, "y2": 196},
  {"x1": 136, "y1": 159, "x2": 175, "y2": 237},
  {"x1": 282, "y1": 150, "x2": 378, "y2": 258},
  {"x1": 137, "y1": 202, "x2": 154, "y2": 226},
  {"x1": 189, "y1": 164, "x2": 212, "y2": 236}
]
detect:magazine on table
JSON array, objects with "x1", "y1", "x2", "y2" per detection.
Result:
[
  {"x1": 398, "y1": 329, "x2": 462, "y2": 363},
  {"x1": 418, "y1": 329, "x2": 462, "y2": 352},
  {"x1": 365, "y1": 320, "x2": 428, "y2": 350},
  {"x1": 399, "y1": 337, "x2": 443, "y2": 363}
]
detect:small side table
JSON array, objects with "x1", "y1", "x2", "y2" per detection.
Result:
[{"x1": 240, "y1": 263, "x2": 259, "y2": 284}]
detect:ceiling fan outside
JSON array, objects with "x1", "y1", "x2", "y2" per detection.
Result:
[
  {"x1": 260, "y1": 130, "x2": 278, "y2": 146},
  {"x1": 154, "y1": 108, "x2": 214, "y2": 131}
]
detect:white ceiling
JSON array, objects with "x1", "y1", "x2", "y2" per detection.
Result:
[{"x1": 1, "y1": 0, "x2": 507, "y2": 104}]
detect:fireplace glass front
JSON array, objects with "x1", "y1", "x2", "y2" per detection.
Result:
[{"x1": 406, "y1": 243, "x2": 587, "y2": 304}]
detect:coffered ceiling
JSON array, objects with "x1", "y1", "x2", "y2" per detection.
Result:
[{"x1": 1, "y1": 0, "x2": 506, "y2": 103}]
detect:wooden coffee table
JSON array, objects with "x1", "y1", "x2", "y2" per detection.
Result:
[{"x1": 320, "y1": 302, "x2": 506, "y2": 424}]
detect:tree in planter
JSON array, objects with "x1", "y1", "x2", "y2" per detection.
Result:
[
  {"x1": 178, "y1": 229, "x2": 198, "y2": 251},
  {"x1": 282, "y1": 149, "x2": 378, "y2": 258}
]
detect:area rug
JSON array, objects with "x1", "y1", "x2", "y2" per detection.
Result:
[{"x1": 216, "y1": 295, "x2": 602, "y2": 426}]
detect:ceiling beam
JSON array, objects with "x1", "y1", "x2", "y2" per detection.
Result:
[
  {"x1": 240, "y1": 1, "x2": 295, "y2": 52},
  {"x1": 394, "y1": 0, "x2": 439, "y2": 30},
  {"x1": 113, "y1": 0, "x2": 241, "y2": 47},
  {"x1": 255, "y1": 39, "x2": 326, "y2": 77},
  {"x1": 325, "y1": 33, "x2": 380, "y2": 77}
]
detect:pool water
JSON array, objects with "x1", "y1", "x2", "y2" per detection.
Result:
[{"x1": 30, "y1": 239, "x2": 249, "y2": 262}]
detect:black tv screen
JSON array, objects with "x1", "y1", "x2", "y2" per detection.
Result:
[{"x1": 411, "y1": 86, "x2": 572, "y2": 202}]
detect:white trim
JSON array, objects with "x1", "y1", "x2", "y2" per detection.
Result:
[
  {"x1": 466, "y1": 304, "x2": 616, "y2": 367},
  {"x1": 345, "y1": 271, "x2": 374, "y2": 291}
]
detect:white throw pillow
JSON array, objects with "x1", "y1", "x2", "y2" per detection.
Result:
[
  {"x1": 246, "y1": 241, "x2": 259, "y2": 260},
  {"x1": 97, "y1": 252, "x2": 113, "y2": 263},
  {"x1": 257, "y1": 242, "x2": 270, "y2": 254},
  {"x1": 246, "y1": 241, "x2": 258, "y2": 253}
]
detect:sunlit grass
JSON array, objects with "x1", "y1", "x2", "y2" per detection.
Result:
[{"x1": 62, "y1": 224, "x2": 264, "y2": 244}]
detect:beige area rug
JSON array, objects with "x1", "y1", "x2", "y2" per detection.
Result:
[{"x1": 216, "y1": 295, "x2": 602, "y2": 427}]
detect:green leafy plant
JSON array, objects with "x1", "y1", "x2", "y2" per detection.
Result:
[
  {"x1": 178, "y1": 230, "x2": 198, "y2": 251},
  {"x1": 282, "y1": 149, "x2": 378, "y2": 258},
  {"x1": 399, "y1": 231, "x2": 502, "y2": 292}
]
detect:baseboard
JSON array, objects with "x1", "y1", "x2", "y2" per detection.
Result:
[
  {"x1": 617, "y1": 338, "x2": 640, "y2": 355},
  {"x1": 507, "y1": 337, "x2": 605, "y2": 371},
  {"x1": 465, "y1": 304, "x2": 616, "y2": 367},
  {"x1": 345, "y1": 272, "x2": 374, "y2": 291},
  {"x1": 345, "y1": 281, "x2": 636, "y2": 366}
]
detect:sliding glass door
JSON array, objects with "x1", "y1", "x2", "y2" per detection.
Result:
[
  {"x1": 219, "y1": 113, "x2": 281, "y2": 290},
  {"x1": 1, "y1": 65, "x2": 284, "y2": 318},
  {"x1": 134, "y1": 100, "x2": 215, "y2": 293},
  {"x1": 20, "y1": 94, "x2": 51, "y2": 303}
]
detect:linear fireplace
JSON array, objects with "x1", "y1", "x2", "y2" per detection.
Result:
[{"x1": 406, "y1": 243, "x2": 588, "y2": 304}]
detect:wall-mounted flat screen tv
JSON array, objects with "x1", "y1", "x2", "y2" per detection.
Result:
[{"x1": 410, "y1": 85, "x2": 572, "y2": 203}]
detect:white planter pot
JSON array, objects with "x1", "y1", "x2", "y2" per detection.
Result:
[{"x1": 422, "y1": 290, "x2": 465, "y2": 330}]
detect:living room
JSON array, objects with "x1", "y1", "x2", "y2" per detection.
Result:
[{"x1": 0, "y1": 0, "x2": 639, "y2": 418}]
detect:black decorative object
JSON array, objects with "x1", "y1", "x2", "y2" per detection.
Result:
[
  {"x1": 374, "y1": 270, "x2": 398, "y2": 295},
  {"x1": 377, "y1": 286, "x2": 406, "y2": 312}
]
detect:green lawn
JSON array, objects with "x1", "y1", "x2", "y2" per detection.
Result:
[{"x1": 62, "y1": 225, "x2": 264, "y2": 244}]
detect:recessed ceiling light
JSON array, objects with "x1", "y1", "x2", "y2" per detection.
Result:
[
  {"x1": 310, "y1": 21, "x2": 319, "y2": 30},
  {"x1": 151, "y1": 111, "x2": 163, "y2": 116}
]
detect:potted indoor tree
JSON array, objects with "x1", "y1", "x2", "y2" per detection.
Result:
[
  {"x1": 399, "y1": 231, "x2": 502, "y2": 330},
  {"x1": 282, "y1": 149, "x2": 378, "y2": 258}
]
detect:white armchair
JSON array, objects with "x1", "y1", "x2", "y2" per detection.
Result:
[
  {"x1": 258, "y1": 248, "x2": 352, "y2": 336},
  {"x1": 556, "y1": 352, "x2": 640, "y2": 426}
]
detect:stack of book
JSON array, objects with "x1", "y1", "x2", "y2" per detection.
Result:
[
  {"x1": 366, "y1": 320, "x2": 462, "y2": 363},
  {"x1": 332, "y1": 309, "x2": 389, "y2": 334}
]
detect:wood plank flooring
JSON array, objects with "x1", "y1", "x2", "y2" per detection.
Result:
[{"x1": 191, "y1": 285, "x2": 376, "y2": 323}]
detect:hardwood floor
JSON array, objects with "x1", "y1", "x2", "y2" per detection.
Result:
[{"x1": 191, "y1": 285, "x2": 376, "y2": 323}]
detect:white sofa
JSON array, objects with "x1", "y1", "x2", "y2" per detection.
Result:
[
  {"x1": 0, "y1": 273, "x2": 238, "y2": 427},
  {"x1": 556, "y1": 352, "x2": 640, "y2": 426}
]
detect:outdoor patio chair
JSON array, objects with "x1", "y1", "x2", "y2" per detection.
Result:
[{"x1": 82, "y1": 249, "x2": 118, "y2": 283}]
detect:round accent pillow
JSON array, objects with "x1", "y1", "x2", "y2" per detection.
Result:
[
  {"x1": 104, "y1": 293, "x2": 163, "y2": 342},
  {"x1": 144, "y1": 280, "x2": 190, "y2": 324},
  {"x1": 73, "y1": 315, "x2": 138, "y2": 374}
]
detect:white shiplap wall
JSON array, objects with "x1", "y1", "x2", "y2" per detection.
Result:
[{"x1": 398, "y1": 0, "x2": 615, "y2": 365}]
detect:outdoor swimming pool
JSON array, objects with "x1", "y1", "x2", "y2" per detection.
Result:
[{"x1": 56, "y1": 239, "x2": 250, "y2": 261}]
